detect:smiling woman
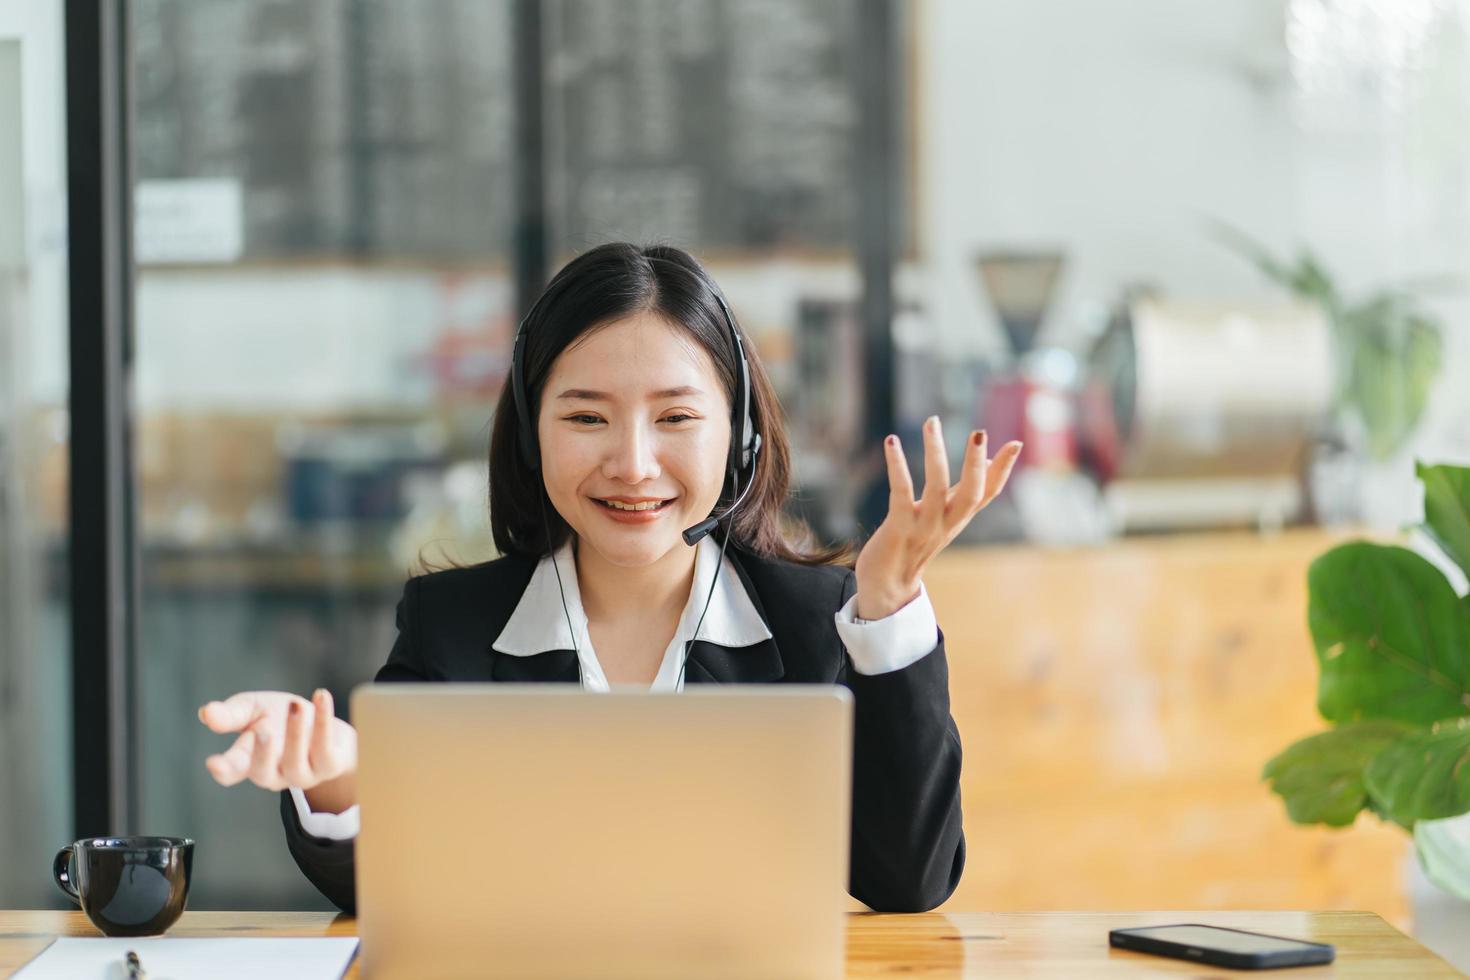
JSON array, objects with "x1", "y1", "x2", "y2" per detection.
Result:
[
  {"x1": 491, "y1": 243, "x2": 837, "y2": 568},
  {"x1": 196, "y1": 242, "x2": 1021, "y2": 917}
]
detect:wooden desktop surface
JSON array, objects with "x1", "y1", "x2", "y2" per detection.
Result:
[{"x1": 0, "y1": 909, "x2": 1459, "y2": 977}]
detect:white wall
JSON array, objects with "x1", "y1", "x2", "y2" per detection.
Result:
[
  {"x1": 0, "y1": 0, "x2": 73, "y2": 910},
  {"x1": 912, "y1": 0, "x2": 1470, "y2": 526},
  {"x1": 915, "y1": 0, "x2": 1298, "y2": 359},
  {"x1": 0, "y1": 0, "x2": 68, "y2": 403}
]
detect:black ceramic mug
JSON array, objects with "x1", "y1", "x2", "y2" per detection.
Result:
[{"x1": 53, "y1": 836, "x2": 194, "y2": 937}]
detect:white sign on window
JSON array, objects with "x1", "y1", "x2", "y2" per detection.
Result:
[
  {"x1": 0, "y1": 42, "x2": 23, "y2": 271},
  {"x1": 135, "y1": 178, "x2": 244, "y2": 264}
]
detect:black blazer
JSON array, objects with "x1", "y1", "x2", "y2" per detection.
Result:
[{"x1": 279, "y1": 545, "x2": 965, "y2": 914}]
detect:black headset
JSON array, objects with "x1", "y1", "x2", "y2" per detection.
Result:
[{"x1": 507, "y1": 267, "x2": 763, "y2": 689}]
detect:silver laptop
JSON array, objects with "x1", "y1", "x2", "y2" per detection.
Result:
[{"x1": 351, "y1": 685, "x2": 853, "y2": 980}]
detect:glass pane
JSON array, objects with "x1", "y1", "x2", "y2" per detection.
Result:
[
  {"x1": 130, "y1": 0, "x2": 897, "y2": 909},
  {"x1": 0, "y1": 2, "x2": 73, "y2": 908},
  {"x1": 132, "y1": 0, "x2": 515, "y2": 908}
]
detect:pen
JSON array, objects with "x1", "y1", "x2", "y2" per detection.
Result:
[{"x1": 125, "y1": 949, "x2": 145, "y2": 979}]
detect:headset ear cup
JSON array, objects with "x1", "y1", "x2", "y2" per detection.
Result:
[
  {"x1": 510, "y1": 313, "x2": 540, "y2": 472},
  {"x1": 745, "y1": 432, "x2": 762, "y2": 472},
  {"x1": 737, "y1": 372, "x2": 757, "y2": 472},
  {"x1": 516, "y1": 404, "x2": 539, "y2": 473},
  {"x1": 520, "y1": 392, "x2": 539, "y2": 473},
  {"x1": 730, "y1": 413, "x2": 744, "y2": 479},
  {"x1": 720, "y1": 298, "x2": 756, "y2": 477}
]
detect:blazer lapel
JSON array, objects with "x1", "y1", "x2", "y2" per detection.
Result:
[
  {"x1": 489, "y1": 648, "x2": 580, "y2": 683},
  {"x1": 478, "y1": 553, "x2": 574, "y2": 682},
  {"x1": 488, "y1": 641, "x2": 779, "y2": 685},
  {"x1": 683, "y1": 636, "x2": 784, "y2": 684},
  {"x1": 684, "y1": 545, "x2": 784, "y2": 685}
]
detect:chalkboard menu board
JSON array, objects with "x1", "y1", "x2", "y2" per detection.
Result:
[
  {"x1": 132, "y1": 0, "x2": 897, "y2": 261},
  {"x1": 133, "y1": 0, "x2": 516, "y2": 260},
  {"x1": 547, "y1": 0, "x2": 874, "y2": 253}
]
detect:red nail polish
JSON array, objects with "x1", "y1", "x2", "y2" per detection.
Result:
[
  {"x1": 885, "y1": 435, "x2": 897, "y2": 447},
  {"x1": 971, "y1": 431, "x2": 983, "y2": 446},
  {"x1": 289, "y1": 702, "x2": 299, "y2": 717}
]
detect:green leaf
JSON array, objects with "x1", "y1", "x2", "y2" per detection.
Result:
[
  {"x1": 1344, "y1": 291, "x2": 1413, "y2": 325},
  {"x1": 1293, "y1": 252, "x2": 1339, "y2": 310},
  {"x1": 1419, "y1": 462, "x2": 1470, "y2": 581},
  {"x1": 1209, "y1": 222, "x2": 1446, "y2": 457},
  {"x1": 1415, "y1": 813, "x2": 1470, "y2": 900},
  {"x1": 1402, "y1": 320, "x2": 1442, "y2": 437},
  {"x1": 1262, "y1": 721, "x2": 1418, "y2": 826},
  {"x1": 1365, "y1": 717, "x2": 1470, "y2": 828},
  {"x1": 1206, "y1": 221, "x2": 1297, "y2": 288},
  {"x1": 1347, "y1": 328, "x2": 1407, "y2": 459},
  {"x1": 1339, "y1": 303, "x2": 1441, "y2": 459},
  {"x1": 1308, "y1": 542, "x2": 1470, "y2": 724}
]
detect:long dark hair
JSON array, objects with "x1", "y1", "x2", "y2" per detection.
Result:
[{"x1": 489, "y1": 242, "x2": 849, "y2": 567}]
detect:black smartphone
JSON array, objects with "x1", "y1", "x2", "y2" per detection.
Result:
[{"x1": 1109, "y1": 924, "x2": 1335, "y2": 969}]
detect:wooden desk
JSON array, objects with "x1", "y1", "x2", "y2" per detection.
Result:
[
  {"x1": 926, "y1": 531, "x2": 1411, "y2": 922},
  {"x1": 0, "y1": 909, "x2": 1458, "y2": 977}
]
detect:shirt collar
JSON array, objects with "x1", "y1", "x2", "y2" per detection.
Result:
[{"x1": 491, "y1": 536, "x2": 773, "y2": 657}]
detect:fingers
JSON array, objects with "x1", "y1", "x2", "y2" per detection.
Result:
[
  {"x1": 885, "y1": 416, "x2": 950, "y2": 525},
  {"x1": 883, "y1": 433, "x2": 915, "y2": 516},
  {"x1": 918, "y1": 417, "x2": 949, "y2": 526},
  {"x1": 206, "y1": 729, "x2": 257, "y2": 787},
  {"x1": 200, "y1": 691, "x2": 334, "y2": 790},
  {"x1": 884, "y1": 424, "x2": 1023, "y2": 505},
  {"x1": 198, "y1": 693, "x2": 262, "y2": 733},
  {"x1": 309, "y1": 688, "x2": 336, "y2": 775},
  {"x1": 868, "y1": 423, "x2": 1023, "y2": 575},
  {"x1": 279, "y1": 699, "x2": 314, "y2": 787},
  {"x1": 246, "y1": 724, "x2": 284, "y2": 790},
  {"x1": 981, "y1": 440, "x2": 1024, "y2": 505},
  {"x1": 953, "y1": 429, "x2": 989, "y2": 513}
]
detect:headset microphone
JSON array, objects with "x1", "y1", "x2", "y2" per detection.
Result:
[{"x1": 681, "y1": 452, "x2": 758, "y2": 546}]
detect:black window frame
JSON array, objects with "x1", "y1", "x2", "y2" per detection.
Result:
[{"x1": 66, "y1": 0, "x2": 139, "y2": 837}]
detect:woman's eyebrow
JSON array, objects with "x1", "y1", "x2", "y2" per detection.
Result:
[{"x1": 554, "y1": 386, "x2": 705, "y2": 401}]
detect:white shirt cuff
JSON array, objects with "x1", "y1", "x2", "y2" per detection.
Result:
[
  {"x1": 288, "y1": 786, "x2": 361, "y2": 841},
  {"x1": 834, "y1": 583, "x2": 939, "y2": 675}
]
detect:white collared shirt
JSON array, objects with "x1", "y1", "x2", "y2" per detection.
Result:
[
  {"x1": 493, "y1": 535, "x2": 774, "y2": 691},
  {"x1": 290, "y1": 537, "x2": 939, "y2": 840}
]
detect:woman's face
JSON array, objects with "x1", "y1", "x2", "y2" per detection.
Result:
[{"x1": 537, "y1": 311, "x2": 732, "y2": 569}]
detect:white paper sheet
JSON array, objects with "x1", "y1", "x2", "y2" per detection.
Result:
[{"x1": 13, "y1": 936, "x2": 360, "y2": 980}]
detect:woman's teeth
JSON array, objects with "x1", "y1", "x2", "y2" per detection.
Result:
[{"x1": 598, "y1": 499, "x2": 670, "y2": 512}]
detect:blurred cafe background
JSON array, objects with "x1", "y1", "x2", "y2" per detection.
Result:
[{"x1": 5, "y1": 0, "x2": 1470, "y2": 967}]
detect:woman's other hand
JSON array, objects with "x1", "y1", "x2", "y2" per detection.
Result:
[
  {"x1": 197, "y1": 689, "x2": 358, "y2": 809},
  {"x1": 854, "y1": 416, "x2": 1022, "y2": 620}
]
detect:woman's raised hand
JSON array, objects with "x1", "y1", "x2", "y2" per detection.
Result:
[
  {"x1": 853, "y1": 416, "x2": 1022, "y2": 620},
  {"x1": 198, "y1": 689, "x2": 358, "y2": 794}
]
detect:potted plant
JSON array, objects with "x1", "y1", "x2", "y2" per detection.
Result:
[
  {"x1": 1212, "y1": 225, "x2": 1445, "y2": 460},
  {"x1": 1264, "y1": 462, "x2": 1470, "y2": 897}
]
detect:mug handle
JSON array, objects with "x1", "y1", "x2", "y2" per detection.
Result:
[{"x1": 53, "y1": 845, "x2": 80, "y2": 904}]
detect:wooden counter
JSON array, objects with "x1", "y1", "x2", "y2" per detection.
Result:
[
  {"x1": 0, "y1": 909, "x2": 1456, "y2": 977},
  {"x1": 923, "y1": 529, "x2": 1412, "y2": 923}
]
